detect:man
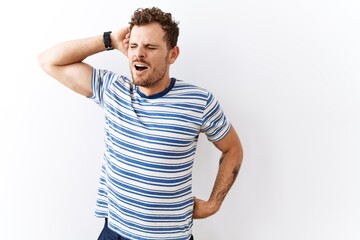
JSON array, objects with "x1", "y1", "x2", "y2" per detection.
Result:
[{"x1": 38, "y1": 7, "x2": 243, "y2": 240}]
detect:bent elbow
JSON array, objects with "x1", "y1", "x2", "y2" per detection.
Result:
[{"x1": 37, "y1": 52, "x2": 52, "y2": 74}]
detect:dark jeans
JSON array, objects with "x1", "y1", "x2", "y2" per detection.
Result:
[{"x1": 98, "y1": 219, "x2": 194, "y2": 240}]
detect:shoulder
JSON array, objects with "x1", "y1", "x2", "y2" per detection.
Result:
[
  {"x1": 172, "y1": 78, "x2": 211, "y2": 99},
  {"x1": 93, "y1": 68, "x2": 132, "y2": 88}
]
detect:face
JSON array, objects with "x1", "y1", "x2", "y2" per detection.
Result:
[{"x1": 128, "y1": 23, "x2": 178, "y2": 90}]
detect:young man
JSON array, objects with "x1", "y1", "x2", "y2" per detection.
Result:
[{"x1": 38, "y1": 7, "x2": 243, "y2": 240}]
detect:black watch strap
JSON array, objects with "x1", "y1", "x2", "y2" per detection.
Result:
[{"x1": 103, "y1": 31, "x2": 114, "y2": 50}]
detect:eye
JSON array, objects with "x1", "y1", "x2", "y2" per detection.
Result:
[{"x1": 146, "y1": 45, "x2": 157, "y2": 50}]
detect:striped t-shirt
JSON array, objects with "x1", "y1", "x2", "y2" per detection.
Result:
[{"x1": 90, "y1": 68, "x2": 231, "y2": 240}]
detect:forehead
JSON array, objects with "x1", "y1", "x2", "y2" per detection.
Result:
[{"x1": 130, "y1": 23, "x2": 166, "y2": 44}]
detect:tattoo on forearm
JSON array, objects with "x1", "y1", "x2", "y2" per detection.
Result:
[
  {"x1": 215, "y1": 161, "x2": 241, "y2": 204},
  {"x1": 232, "y1": 162, "x2": 240, "y2": 180},
  {"x1": 219, "y1": 155, "x2": 225, "y2": 165}
]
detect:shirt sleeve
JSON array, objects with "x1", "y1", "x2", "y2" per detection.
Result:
[
  {"x1": 200, "y1": 92, "x2": 231, "y2": 142},
  {"x1": 88, "y1": 68, "x2": 111, "y2": 107}
]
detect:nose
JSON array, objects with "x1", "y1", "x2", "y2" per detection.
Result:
[{"x1": 134, "y1": 47, "x2": 145, "y2": 59}]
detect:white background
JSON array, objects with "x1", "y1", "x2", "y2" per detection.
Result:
[{"x1": 1, "y1": 0, "x2": 360, "y2": 239}]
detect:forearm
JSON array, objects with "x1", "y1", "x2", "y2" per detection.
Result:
[
  {"x1": 208, "y1": 149, "x2": 242, "y2": 212},
  {"x1": 38, "y1": 35, "x2": 104, "y2": 68}
]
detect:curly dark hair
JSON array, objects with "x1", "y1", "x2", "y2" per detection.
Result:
[{"x1": 129, "y1": 7, "x2": 179, "y2": 49}]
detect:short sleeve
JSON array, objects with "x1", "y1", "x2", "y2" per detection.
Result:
[
  {"x1": 200, "y1": 92, "x2": 231, "y2": 142},
  {"x1": 88, "y1": 68, "x2": 114, "y2": 107}
]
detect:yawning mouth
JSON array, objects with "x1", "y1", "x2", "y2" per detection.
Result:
[{"x1": 134, "y1": 64, "x2": 148, "y2": 71}]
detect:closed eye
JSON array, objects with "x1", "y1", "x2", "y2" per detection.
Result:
[{"x1": 145, "y1": 44, "x2": 159, "y2": 50}]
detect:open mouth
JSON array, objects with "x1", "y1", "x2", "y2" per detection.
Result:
[{"x1": 135, "y1": 64, "x2": 148, "y2": 71}]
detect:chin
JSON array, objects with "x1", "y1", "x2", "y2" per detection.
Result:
[
  {"x1": 131, "y1": 74, "x2": 142, "y2": 85},
  {"x1": 132, "y1": 78, "x2": 146, "y2": 87}
]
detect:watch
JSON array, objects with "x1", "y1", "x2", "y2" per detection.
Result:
[{"x1": 103, "y1": 31, "x2": 114, "y2": 50}]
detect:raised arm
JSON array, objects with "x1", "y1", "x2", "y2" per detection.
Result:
[
  {"x1": 193, "y1": 126, "x2": 243, "y2": 219},
  {"x1": 37, "y1": 28, "x2": 130, "y2": 97}
]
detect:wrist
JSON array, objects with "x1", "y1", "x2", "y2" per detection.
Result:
[
  {"x1": 207, "y1": 199, "x2": 220, "y2": 214},
  {"x1": 103, "y1": 31, "x2": 114, "y2": 50}
]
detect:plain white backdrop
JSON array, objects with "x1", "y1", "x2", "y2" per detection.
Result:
[{"x1": 1, "y1": 0, "x2": 360, "y2": 239}]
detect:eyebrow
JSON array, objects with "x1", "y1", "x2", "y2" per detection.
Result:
[{"x1": 129, "y1": 42, "x2": 160, "y2": 48}]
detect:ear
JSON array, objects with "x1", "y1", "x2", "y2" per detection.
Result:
[{"x1": 169, "y1": 46, "x2": 180, "y2": 64}]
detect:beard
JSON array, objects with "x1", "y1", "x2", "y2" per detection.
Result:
[{"x1": 130, "y1": 60, "x2": 168, "y2": 88}]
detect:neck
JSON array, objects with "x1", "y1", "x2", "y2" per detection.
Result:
[{"x1": 139, "y1": 77, "x2": 172, "y2": 97}]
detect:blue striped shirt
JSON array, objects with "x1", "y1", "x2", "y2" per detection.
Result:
[{"x1": 90, "y1": 68, "x2": 231, "y2": 240}]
